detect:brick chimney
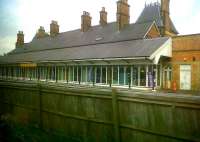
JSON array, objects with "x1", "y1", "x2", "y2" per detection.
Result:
[
  {"x1": 50, "y1": 20, "x2": 59, "y2": 36},
  {"x1": 161, "y1": 0, "x2": 171, "y2": 35},
  {"x1": 36, "y1": 26, "x2": 48, "y2": 38},
  {"x1": 117, "y1": 0, "x2": 130, "y2": 31},
  {"x1": 16, "y1": 31, "x2": 24, "y2": 48},
  {"x1": 81, "y1": 11, "x2": 92, "y2": 32},
  {"x1": 99, "y1": 7, "x2": 107, "y2": 26}
]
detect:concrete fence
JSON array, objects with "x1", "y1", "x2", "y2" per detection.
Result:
[{"x1": 0, "y1": 80, "x2": 200, "y2": 142}]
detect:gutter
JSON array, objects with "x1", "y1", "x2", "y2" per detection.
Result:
[{"x1": 0, "y1": 57, "x2": 151, "y2": 65}]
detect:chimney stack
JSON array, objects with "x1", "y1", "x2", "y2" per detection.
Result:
[
  {"x1": 50, "y1": 20, "x2": 59, "y2": 36},
  {"x1": 99, "y1": 7, "x2": 107, "y2": 26},
  {"x1": 16, "y1": 31, "x2": 24, "y2": 48},
  {"x1": 36, "y1": 26, "x2": 48, "y2": 38},
  {"x1": 81, "y1": 11, "x2": 92, "y2": 32},
  {"x1": 161, "y1": 0, "x2": 171, "y2": 35},
  {"x1": 117, "y1": 0, "x2": 130, "y2": 31}
]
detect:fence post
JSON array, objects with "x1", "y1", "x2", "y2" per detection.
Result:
[
  {"x1": 112, "y1": 88, "x2": 120, "y2": 142},
  {"x1": 38, "y1": 83, "x2": 43, "y2": 129}
]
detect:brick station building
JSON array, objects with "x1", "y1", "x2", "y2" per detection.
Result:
[
  {"x1": 171, "y1": 34, "x2": 200, "y2": 91},
  {"x1": 0, "y1": 0, "x2": 199, "y2": 92}
]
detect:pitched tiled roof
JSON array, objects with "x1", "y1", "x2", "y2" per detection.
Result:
[
  {"x1": 0, "y1": 37, "x2": 170, "y2": 64},
  {"x1": 136, "y1": 3, "x2": 178, "y2": 34},
  {"x1": 8, "y1": 21, "x2": 154, "y2": 55}
]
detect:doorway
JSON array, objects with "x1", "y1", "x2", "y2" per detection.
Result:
[
  {"x1": 180, "y1": 65, "x2": 191, "y2": 90},
  {"x1": 163, "y1": 66, "x2": 172, "y2": 89}
]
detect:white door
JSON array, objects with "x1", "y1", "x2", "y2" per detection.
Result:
[{"x1": 180, "y1": 65, "x2": 191, "y2": 90}]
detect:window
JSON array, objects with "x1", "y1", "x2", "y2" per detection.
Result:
[
  {"x1": 113, "y1": 66, "x2": 118, "y2": 84},
  {"x1": 74, "y1": 66, "x2": 78, "y2": 81},
  {"x1": 132, "y1": 66, "x2": 138, "y2": 86},
  {"x1": 140, "y1": 66, "x2": 146, "y2": 86},
  {"x1": 81, "y1": 66, "x2": 87, "y2": 82},
  {"x1": 57, "y1": 66, "x2": 61, "y2": 80},
  {"x1": 48, "y1": 66, "x2": 52, "y2": 80},
  {"x1": 96, "y1": 66, "x2": 101, "y2": 83},
  {"x1": 125, "y1": 66, "x2": 131, "y2": 85},
  {"x1": 87, "y1": 66, "x2": 93, "y2": 82},
  {"x1": 68, "y1": 66, "x2": 73, "y2": 82},
  {"x1": 41, "y1": 67, "x2": 46, "y2": 80},
  {"x1": 102, "y1": 66, "x2": 106, "y2": 84},
  {"x1": 147, "y1": 66, "x2": 154, "y2": 87},
  {"x1": 58, "y1": 66, "x2": 65, "y2": 81},
  {"x1": 7, "y1": 67, "x2": 10, "y2": 78},
  {"x1": 62, "y1": 66, "x2": 65, "y2": 81},
  {"x1": 33, "y1": 67, "x2": 37, "y2": 80},
  {"x1": 52, "y1": 66, "x2": 56, "y2": 81},
  {"x1": 119, "y1": 66, "x2": 124, "y2": 85},
  {"x1": 180, "y1": 65, "x2": 191, "y2": 90},
  {"x1": 26, "y1": 67, "x2": 30, "y2": 80},
  {"x1": 78, "y1": 66, "x2": 81, "y2": 82},
  {"x1": 107, "y1": 66, "x2": 112, "y2": 85}
]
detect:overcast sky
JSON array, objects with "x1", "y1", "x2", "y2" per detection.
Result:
[{"x1": 0, "y1": 0, "x2": 200, "y2": 55}]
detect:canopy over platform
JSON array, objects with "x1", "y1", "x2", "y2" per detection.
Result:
[{"x1": 0, "y1": 37, "x2": 171, "y2": 65}]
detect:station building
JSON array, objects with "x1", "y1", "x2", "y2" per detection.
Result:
[
  {"x1": 0, "y1": 0, "x2": 199, "y2": 91},
  {"x1": 171, "y1": 34, "x2": 200, "y2": 91}
]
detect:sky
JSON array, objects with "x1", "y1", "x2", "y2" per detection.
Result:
[{"x1": 0, "y1": 0, "x2": 200, "y2": 55}]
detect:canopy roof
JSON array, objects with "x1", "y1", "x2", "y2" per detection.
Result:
[{"x1": 0, "y1": 37, "x2": 171, "y2": 65}]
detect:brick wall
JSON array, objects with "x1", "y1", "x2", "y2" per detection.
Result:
[
  {"x1": 172, "y1": 34, "x2": 200, "y2": 91},
  {"x1": 173, "y1": 34, "x2": 200, "y2": 51}
]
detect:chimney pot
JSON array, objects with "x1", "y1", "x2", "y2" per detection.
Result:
[
  {"x1": 52, "y1": 20, "x2": 58, "y2": 24},
  {"x1": 161, "y1": 0, "x2": 171, "y2": 36},
  {"x1": 37, "y1": 26, "x2": 48, "y2": 38},
  {"x1": 16, "y1": 31, "x2": 24, "y2": 48},
  {"x1": 50, "y1": 20, "x2": 59, "y2": 36},
  {"x1": 117, "y1": 0, "x2": 130, "y2": 30},
  {"x1": 81, "y1": 11, "x2": 92, "y2": 32},
  {"x1": 100, "y1": 7, "x2": 107, "y2": 26}
]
